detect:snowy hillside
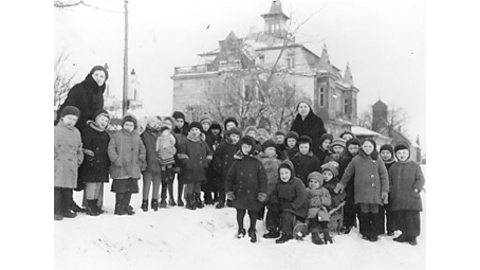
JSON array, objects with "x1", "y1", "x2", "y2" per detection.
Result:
[{"x1": 55, "y1": 166, "x2": 426, "y2": 270}]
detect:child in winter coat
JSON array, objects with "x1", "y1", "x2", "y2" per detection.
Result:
[
  {"x1": 314, "y1": 133, "x2": 333, "y2": 164},
  {"x1": 225, "y1": 136, "x2": 268, "y2": 243},
  {"x1": 324, "y1": 138, "x2": 346, "y2": 165},
  {"x1": 274, "y1": 131, "x2": 287, "y2": 160},
  {"x1": 321, "y1": 162, "x2": 346, "y2": 209},
  {"x1": 200, "y1": 117, "x2": 212, "y2": 134},
  {"x1": 291, "y1": 135, "x2": 321, "y2": 187},
  {"x1": 258, "y1": 139, "x2": 282, "y2": 239},
  {"x1": 54, "y1": 106, "x2": 84, "y2": 221},
  {"x1": 338, "y1": 138, "x2": 361, "y2": 233},
  {"x1": 335, "y1": 138, "x2": 389, "y2": 242},
  {"x1": 379, "y1": 144, "x2": 397, "y2": 235},
  {"x1": 270, "y1": 160, "x2": 308, "y2": 244},
  {"x1": 243, "y1": 126, "x2": 262, "y2": 156},
  {"x1": 204, "y1": 122, "x2": 223, "y2": 205},
  {"x1": 158, "y1": 117, "x2": 180, "y2": 206},
  {"x1": 177, "y1": 122, "x2": 213, "y2": 210},
  {"x1": 389, "y1": 143, "x2": 425, "y2": 246},
  {"x1": 108, "y1": 115, "x2": 146, "y2": 216},
  {"x1": 339, "y1": 130, "x2": 355, "y2": 142},
  {"x1": 140, "y1": 116, "x2": 163, "y2": 211},
  {"x1": 213, "y1": 127, "x2": 241, "y2": 209},
  {"x1": 224, "y1": 117, "x2": 239, "y2": 131},
  {"x1": 306, "y1": 172, "x2": 332, "y2": 245},
  {"x1": 284, "y1": 131, "x2": 299, "y2": 160},
  {"x1": 78, "y1": 109, "x2": 111, "y2": 216}
]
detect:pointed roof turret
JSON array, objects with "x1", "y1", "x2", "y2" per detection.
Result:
[
  {"x1": 373, "y1": 99, "x2": 388, "y2": 109},
  {"x1": 261, "y1": 0, "x2": 289, "y2": 20},
  {"x1": 343, "y1": 62, "x2": 354, "y2": 86},
  {"x1": 320, "y1": 44, "x2": 330, "y2": 65}
]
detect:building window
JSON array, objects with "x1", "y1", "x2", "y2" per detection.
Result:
[
  {"x1": 320, "y1": 87, "x2": 325, "y2": 107},
  {"x1": 245, "y1": 85, "x2": 253, "y2": 101},
  {"x1": 344, "y1": 99, "x2": 349, "y2": 115}
]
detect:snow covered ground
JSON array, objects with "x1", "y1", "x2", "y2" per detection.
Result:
[{"x1": 55, "y1": 166, "x2": 426, "y2": 270}]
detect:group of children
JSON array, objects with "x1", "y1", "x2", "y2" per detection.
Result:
[{"x1": 54, "y1": 106, "x2": 425, "y2": 247}]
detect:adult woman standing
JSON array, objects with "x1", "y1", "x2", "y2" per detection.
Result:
[
  {"x1": 290, "y1": 100, "x2": 327, "y2": 159},
  {"x1": 57, "y1": 65, "x2": 109, "y2": 212}
]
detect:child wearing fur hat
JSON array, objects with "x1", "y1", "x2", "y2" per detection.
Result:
[
  {"x1": 243, "y1": 126, "x2": 262, "y2": 156},
  {"x1": 273, "y1": 131, "x2": 287, "y2": 160},
  {"x1": 200, "y1": 117, "x2": 212, "y2": 134},
  {"x1": 54, "y1": 106, "x2": 84, "y2": 220},
  {"x1": 334, "y1": 138, "x2": 389, "y2": 242},
  {"x1": 78, "y1": 109, "x2": 111, "y2": 216},
  {"x1": 291, "y1": 135, "x2": 321, "y2": 187},
  {"x1": 314, "y1": 133, "x2": 334, "y2": 165},
  {"x1": 338, "y1": 138, "x2": 361, "y2": 233},
  {"x1": 203, "y1": 122, "x2": 223, "y2": 205},
  {"x1": 108, "y1": 115, "x2": 147, "y2": 216},
  {"x1": 269, "y1": 160, "x2": 309, "y2": 244},
  {"x1": 225, "y1": 136, "x2": 268, "y2": 243},
  {"x1": 212, "y1": 127, "x2": 241, "y2": 209},
  {"x1": 379, "y1": 144, "x2": 397, "y2": 235},
  {"x1": 324, "y1": 138, "x2": 346, "y2": 165},
  {"x1": 284, "y1": 131, "x2": 299, "y2": 160},
  {"x1": 140, "y1": 116, "x2": 163, "y2": 211},
  {"x1": 389, "y1": 143, "x2": 425, "y2": 246},
  {"x1": 306, "y1": 172, "x2": 333, "y2": 245},
  {"x1": 177, "y1": 122, "x2": 213, "y2": 210},
  {"x1": 224, "y1": 117, "x2": 239, "y2": 131},
  {"x1": 258, "y1": 139, "x2": 282, "y2": 239},
  {"x1": 339, "y1": 130, "x2": 355, "y2": 142}
]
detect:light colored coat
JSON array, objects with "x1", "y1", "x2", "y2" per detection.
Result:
[
  {"x1": 108, "y1": 129, "x2": 146, "y2": 179},
  {"x1": 54, "y1": 122, "x2": 84, "y2": 188}
]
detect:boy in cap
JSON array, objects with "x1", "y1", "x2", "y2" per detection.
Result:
[{"x1": 54, "y1": 106, "x2": 84, "y2": 220}]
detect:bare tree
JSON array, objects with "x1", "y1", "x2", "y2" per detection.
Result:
[{"x1": 54, "y1": 50, "x2": 76, "y2": 111}]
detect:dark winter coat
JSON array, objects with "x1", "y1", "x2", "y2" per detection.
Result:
[
  {"x1": 58, "y1": 74, "x2": 105, "y2": 131},
  {"x1": 205, "y1": 130, "x2": 223, "y2": 153},
  {"x1": 178, "y1": 134, "x2": 213, "y2": 184},
  {"x1": 78, "y1": 121, "x2": 111, "y2": 183},
  {"x1": 258, "y1": 153, "x2": 282, "y2": 200},
  {"x1": 276, "y1": 144, "x2": 287, "y2": 161},
  {"x1": 213, "y1": 140, "x2": 239, "y2": 182},
  {"x1": 271, "y1": 161, "x2": 308, "y2": 218},
  {"x1": 54, "y1": 121, "x2": 84, "y2": 188},
  {"x1": 338, "y1": 150, "x2": 355, "y2": 179},
  {"x1": 290, "y1": 111, "x2": 327, "y2": 156},
  {"x1": 225, "y1": 154, "x2": 268, "y2": 212},
  {"x1": 314, "y1": 148, "x2": 331, "y2": 165},
  {"x1": 284, "y1": 147, "x2": 299, "y2": 161},
  {"x1": 108, "y1": 129, "x2": 146, "y2": 180},
  {"x1": 141, "y1": 127, "x2": 162, "y2": 173},
  {"x1": 173, "y1": 122, "x2": 190, "y2": 137},
  {"x1": 291, "y1": 151, "x2": 321, "y2": 186},
  {"x1": 388, "y1": 160, "x2": 425, "y2": 212},
  {"x1": 340, "y1": 151, "x2": 389, "y2": 205}
]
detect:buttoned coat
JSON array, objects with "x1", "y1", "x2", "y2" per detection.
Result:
[
  {"x1": 54, "y1": 121, "x2": 84, "y2": 188},
  {"x1": 78, "y1": 122, "x2": 110, "y2": 183},
  {"x1": 179, "y1": 135, "x2": 213, "y2": 184},
  {"x1": 388, "y1": 160, "x2": 425, "y2": 212},
  {"x1": 108, "y1": 129, "x2": 146, "y2": 179}
]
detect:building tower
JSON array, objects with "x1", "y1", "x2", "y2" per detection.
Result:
[
  {"x1": 260, "y1": 0, "x2": 289, "y2": 38},
  {"x1": 372, "y1": 99, "x2": 388, "y2": 132}
]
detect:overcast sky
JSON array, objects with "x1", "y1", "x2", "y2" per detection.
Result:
[{"x1": 54, "y1": 0, "x2": 425, "y2": 145}]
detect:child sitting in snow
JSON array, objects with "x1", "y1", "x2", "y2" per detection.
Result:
[
  {"x1": 270, "y1": 160, "x2": 308, "y2": 244},
  {"x1": 258, "y1": 139, "x2": 282, "y2": 239},
  {"x1": 306, "y1": 172, "x2": 333, "y2": 245},
  {"x1": 284, "y1": 131, "x2": 299, "y2": 160},
  {"x1": 388, "y1": 143, "x2": 425, "y2": 246},
  {"x1": 225, "y1": 136, "x2": 268, "y2": 243}
]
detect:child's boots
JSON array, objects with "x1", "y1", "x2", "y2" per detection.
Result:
[
  {"x1": 275, "y1": 233, "x2": 293, "y2": 244},
  {"x1": 195, "y1": 193, "x2": 204, "y2": 208},
  {"x1": 248, "y1": 229, "x2": 257, "y2": 243},
  {"x1": 151, "y1": 199, "x2": 159, "y2": 211},
  {"x1": 141, "y1": 200, "x2": 148, "y2": 212},
  {"x1": 263, "y1": 229, "x2": 280, "y2": 239},
  {"x1": 311, "y1": 232, "x2": 324, "y2": 245},
  {"x1": 159, "y1": 199, "x2": 167, "y2": 208},
  {"x1": 323, "y1": 230, "x2": 333, "y2": 244},
  {"x1": 86, "y1": 200, "x2": 100, "y2": 216},
  {"x1": 236, "y1": 228, "x2": 246, "y2": 238}
]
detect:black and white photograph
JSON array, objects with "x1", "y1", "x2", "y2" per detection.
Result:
[{"x1": 51, "y1": 0, "x2": 429, "y2": 269}]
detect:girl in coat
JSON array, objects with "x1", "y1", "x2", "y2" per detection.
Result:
[
  {"x1": 379, "y1": 144, "x2": 397, "y2": 235},
  {"x1": 108, "y1": 115, "x2": 146, "y2": 216},
  {"x1": 314, "y1": 133, "x2": 333, "y2": 165},
  {"x1": 177, "y1": 122, "x2": 213, "y2": 210},
  {"x1": 284, "y1": 131, "x2": 299, "y2": 160},
  {"x1": 389, "y1": 143, "x2": 425, "y2": 246},
  {"x1": 291, "y1": 135, "x2": 321, "y2": 186},
  {"x1": 140, "y1": 116, "x2": 163, "y2": 211},
  {"x1": 213, "y1": 127, "x2": 241, "y2": 209},
  {"x1": 203, "y1": 122, "x2": 223, "y2": 205},
  {"x1": 306, "y1": 172, "x2": 332, "y2": 245},
  {"x1": 78, "y1": 109, "x2": 111, "y2": 216},
  {"x1": 54, "y1": 106, "x2": 84, "y2": 220},
  {"x1": 225, "y1": 136, "x2": 268, "y2": 243},
  {"x1": 270, "y1": 160, "x2": 308, "y2": 244},
  {"x1": 334, "y1": 138, "x2": 389, "y2": 242}
]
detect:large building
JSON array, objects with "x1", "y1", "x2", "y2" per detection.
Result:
[{"x1": 171, "y1": 0, "x2": 359, "y2": 136}]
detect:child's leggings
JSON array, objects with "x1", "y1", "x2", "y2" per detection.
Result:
[
  {"x1": 236, "y1": 208, "x2": 259, "y2": 231},
  {"x1": 142, "y1": 172, "x2": 161, "y2": 200},
  {"x1": 394, "y1": 210, "x2": 420, "y2": 238},
  {"x1": 358, "y1": 203, "x2": 382, "y2": 237},
  {"x1": 85, "y1": 183, "x2": 103, "y2": 200},
  {"x1": 280, "y1": 212, "x2": 305, "y2": 235}
]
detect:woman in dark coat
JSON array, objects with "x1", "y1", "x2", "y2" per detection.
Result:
[
  {"x1": 290, "y1": 100, "x2": 327, "y2": 157},
  {"x1": 58, "y1": 65, "x2": 108, "y2": 212},
  {"x1": 225, "y1": 136, "x2": 268, "y2": 243}
]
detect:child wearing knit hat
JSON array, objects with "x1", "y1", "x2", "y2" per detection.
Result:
[
  {"x1": 389, "y1": 143, "x2": 425, "y2": 246},
  {"x1": 291, "y1": 135, "x2": 321, "y2": 186},
  {"x1": 323, "y1": 138, "x2": 346, "y2": 165},
  {"x1": 224, "y1": 117, "x2": 238, "y2": 131},
  {"x1": 284, "y1": 131, "x2": 299, "y2": 160},
  {"x1": 54, "y1": 106, "x2": 84, "y2": 221},
  {"x1": 379, "y1": 143, "x2": 397, "y2": 236},
  {"x1": 314, "y1": 133, "x2": 334, "y2": 165},
  {"x1": 306, "y1": 172, "x2": 333, "y2": 245}
]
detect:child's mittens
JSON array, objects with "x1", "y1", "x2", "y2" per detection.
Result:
[
  {"x1": 257, "y1": 193, "x2": 267, "y2": 202},
  {"x1": 381, "y1": 191, "x2": 388, "y2": 204},
  {"x1": 83, "y1": 149, "x2": 95, "y2": 157},
  {"x1": 226, "y1": 192, "x2": 236, "y2": 201},
  {"x1": 334, "y1": 183, "x2": 344, "y2": 194}
]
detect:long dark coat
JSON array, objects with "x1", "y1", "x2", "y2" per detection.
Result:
[
  {"x1": 271, "y1": 161, "x2": 308, "y2": 218},
  {"x1": 141, "y1": 127, "x2": 161, "y2": 173},
  {"x1": 388, "y1": 160, "x2": 425, "y2": 212},
  {"x1": 78, "y1": 122, "x2": 111, "y2": 183},
  {"x1": 225, "y1": 154, "x2": 268, "y2": 212},
  {"x1": 213, "y1": 141, "x2": 239, "y2": 185},
  {"x1": 340, "y1": 151, "x2": 389, "y2": 205},
  {"x1": 290, "y1": 111, "x2": 327, "y2": 156},
  {"x1": 58, "y1": 74, "x2": 105, "y2": 131},
  {"x1": 291, "y1": 151, "x2": 321, "y2": 186},
  {"x1": 179, "y1": 135, "x2": 213, "y2": 184}
]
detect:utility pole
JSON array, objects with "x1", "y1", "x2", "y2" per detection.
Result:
[{"x1": 122, "y1": 0, "x2": 129, "y2": 116}]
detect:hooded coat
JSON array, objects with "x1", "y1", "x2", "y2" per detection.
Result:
[
  {"x1": 54, "y1": 121, "x2": 84, "y2": 188},
  {"x1": 388, "y1": 160, "x2": 425, "y2": 212},
  {"x1": 291, "y1": 151, "x2": 321, "y2": 187},
  {"x1": 78, "y1": 121, "x2": 111, "y2": 183},
  {"x1": 58, "y1": 70, "x2": 107, "y2": 131},
  {"x1": 270, "y1": 160, "x2": 309, "y2": 218},
  {"x1": 290, "y1": 106, "x2": 327, "y2": 156}
]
